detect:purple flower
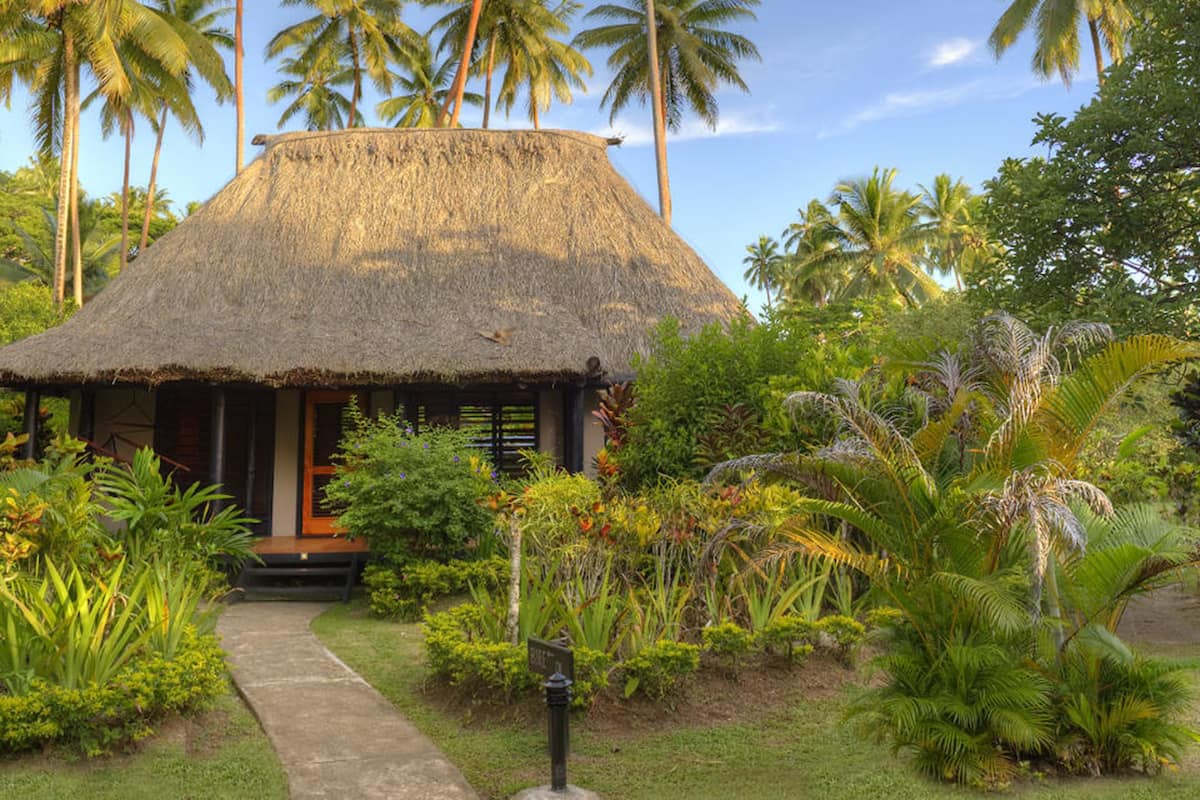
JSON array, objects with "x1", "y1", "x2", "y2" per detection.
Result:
[
  {"x1": 490, "y1": 471, "x2": 499, "y2": 481},
  {"x1": 405, "y1": 426, "x2": 414, "y2": 435},
  {"x1": 423, "y1": 443, "x2": 429, "y2": 450},
  {"x1": 453, "y1": 456, "x2": 460, "y2": 464},
  {"x1": 342, "y1": 480, "x2": 350, "y2": 487},
  {"x1": 398, "y1": 472, "x2": 407, "y2": 480}
]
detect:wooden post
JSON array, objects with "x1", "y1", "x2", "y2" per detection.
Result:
[
  {"x1": 564, "y1": 387, "x2": 584, "y2": 474},
  {"x1": 79, "y1": 388, "x2": 96, "y2": 443},
  {"x1": 244, "y1": 392, "x2": 257, "y2": 516},
  {"x1": 21, "y1": 389, "x2": 39, "y2": 460},
  {"x1": 210, "y1": 387, "x2": 227, "y2": 507}
]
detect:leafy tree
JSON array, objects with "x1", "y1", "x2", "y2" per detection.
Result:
[
  {"x1": 576, "y1": 0, "x2": 761, "y2": 222},
  {"x1": 989, "y1": 0, "x2": 1134, "y2": 85},
  {"x1": 976, "y1": 0, "x2": 1200, "y2": 339},
  {"x1": 377, "y1": 33, "x2": 481, "y2": 128}
]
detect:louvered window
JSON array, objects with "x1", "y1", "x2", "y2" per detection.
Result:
[{"x1": 412, "y1": 392, "x2": 538, "y2": 475}]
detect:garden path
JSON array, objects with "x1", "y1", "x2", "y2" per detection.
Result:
[{"x1": 218, "y1": 602, "x2": 478, "y2": 800}]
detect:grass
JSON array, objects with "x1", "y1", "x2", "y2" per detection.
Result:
[
  {"x1": 0, "y1": 689, "x2": 288, "y2": 800},
  {"x1": 312, "y1": 600, "x2": 1200, "y2": 800}
]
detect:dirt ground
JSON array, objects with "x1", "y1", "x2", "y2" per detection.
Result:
[{"x1": 1118, "y1": 583, "x2": 1200, "y2": 646}]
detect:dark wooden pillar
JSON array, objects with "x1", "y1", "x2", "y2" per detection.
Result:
[
  {"x1": 244, "y1": 392, "x2": 257, "y2": 516},
  {"x1": 21, "y1": 388, "x2": 39, "y2": 460},
  {"x1": 210, "y1": 387, "x2": 227, "y2": 506},
  {"x1": 79, "y1": 389, "x2": 96, "y2": 443},
  {"x1": 563, "y1": 386, "x2": 584, "y2": 474}
]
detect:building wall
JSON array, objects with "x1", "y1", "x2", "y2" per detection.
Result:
[
  {"x1": 583, "y1": 389, "x2": 604, "y2": 478},
  {"x1": 538, "y1": 390, "x2": 564, "y2": 463},
  {"x1": 270, "y1": 390, "x2": 301, "y2": 537},
  {"x1": 92, "y1": 388, "x2": 156, "y2": 462}
]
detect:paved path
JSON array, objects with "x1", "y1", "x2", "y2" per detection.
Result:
[{"x1": 218, "y1": 602, "x2": 478, "y2": 800}]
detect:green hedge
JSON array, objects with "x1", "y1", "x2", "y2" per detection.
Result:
[
  {"x1": 423, "y1": 605, "x2": 611, "y2": 708},
  {"x1": 0, "y1": 627, "x2": 226, "y2": 755},
  {"x1": 364, "y1": 557, "x2": 508, "y2": 620}
]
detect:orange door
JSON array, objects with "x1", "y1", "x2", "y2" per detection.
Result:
[{"x1": 301, "y1": 391, "x2": 357, "y2": 536}]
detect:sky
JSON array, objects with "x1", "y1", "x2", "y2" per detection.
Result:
[{"x1": 0, "y1": 1, "x2": 1102, "y2": 312}]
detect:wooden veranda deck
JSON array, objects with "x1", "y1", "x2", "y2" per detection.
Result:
[
  {"x1": 241, "y1": 536, "x2": 370, "y2": 601},
  {"x1": 251, "y1": 536, "x2": 370, "y2": 556}
]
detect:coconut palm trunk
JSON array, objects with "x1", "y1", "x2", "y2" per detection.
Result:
[
  {"x1": 69, "y1": 85, "x2": 83, "y2": 308},
  {"x1": 120, "y1": 116, "x2": 132, "y2": 272},
  {"x1": 139, "y1": 104, "x2": 169, "y2": 252},
  {"x1": 439, "y1": 0, "x2": 483, "y2": 127},
  {"x1": 505, "y1": 515, "x2": 522, "y2": 645},
  {"x1": 235, "y1": 0, "x2": 245, "y2": 173},
  {"x1": 348, "y1": 27, "x2": 361, "y2": 126},
  {"x1": 482, "y1": 37, "x2": 496, "y2": 129},
  {"x1": 1087, "y1": 16, "x2": 1105, "y2": 83},
  {"x1": 52, "y1": 29, "x2": 78, "y2": 309},
  {"x1": 645, "y1": 0, "x2": 671, "y2": 225}
]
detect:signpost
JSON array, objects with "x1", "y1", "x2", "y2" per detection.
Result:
[{"x1": 528, "y1": 638, "x2": 574, "y2": 792}]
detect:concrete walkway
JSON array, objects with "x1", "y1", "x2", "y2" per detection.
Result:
[{"x1": 218, "y1": 602, "x2": 478, "y2": 800}]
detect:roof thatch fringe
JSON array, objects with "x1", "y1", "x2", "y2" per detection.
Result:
[{"x1": 0, "y1": 128, "x2": 744, "y2": 388}]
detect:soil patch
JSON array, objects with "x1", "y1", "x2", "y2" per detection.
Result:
[{"x1": 1118, "y1": 584, "x2": 1200, "y2": 646}]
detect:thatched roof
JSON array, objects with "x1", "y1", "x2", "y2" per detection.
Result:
[{"x1": 0, "y1": 129, "x2": 743, "y2": 388}]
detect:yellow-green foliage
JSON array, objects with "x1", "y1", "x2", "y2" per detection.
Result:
[
  {"x1": 702, "y1": 622, "x2": 756, "y2": 670},
  {"x1": 0, "y1": 627, "x2": 225, "y2": 755},
  {"x1": 759, "y1": 617, "x2": 817, "y2": 663},
  {"x1": 363, "y1": 557, "x2": 508, "y2": 620},
  {"x1": 620, "y1": 640, "x2": 701, "y2": 700}
]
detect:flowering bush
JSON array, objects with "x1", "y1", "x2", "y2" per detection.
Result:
[{"x1": 325, "y1": 406, "x2": 497, "y2": 563}]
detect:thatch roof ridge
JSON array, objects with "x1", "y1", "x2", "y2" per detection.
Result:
[{"x1": 0, "y1": 128, "x2": 743, "y2": 389}]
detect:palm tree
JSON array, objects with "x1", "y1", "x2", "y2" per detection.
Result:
[
  {"x1": 269, "y1": 48, "x2": 358, "y2": 130},
  {"x1": 741, "y1": 235, "x2": 783, "y2": 314},
  {"x1": 917, "y1": 174, "x2": 977, "y2": 292},
  {"x1": 575, "y1": 0, "x2": 761, "y2": 223},
  {"x1": 137, "y1": 0, "x2": 234, "y2": 255},
  {"x1": 0, "y1": 3, "x2": 192, "y2": 307},
  {"x1": 989, "y1": 0, "x2": 1134, "y2": 85},
  {"x1": 435, "y1": 0, "x2": 484, "y2": 127},
  {"x1": 269, "y1": 0, "x2": 412, "y2": 128},
  {"x1": 0, "y1": 205, "x2": 119, "y2": 296},
  {"x1": 825, "y1": 167, "x2": 939, "y2": 308},
  {"x1": 377, "y1": 33, "x2": 481, "y2": 127},
  {"x1": 782, "y1": 199, "x2": 844, "y2": 308},
  {"x1": 235, "y1": 0, "x2": 244, "y2": 172}
]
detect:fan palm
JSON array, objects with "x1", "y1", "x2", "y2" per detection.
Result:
[
  {"x1": 825, "y1": 167, "x2": 939, "y2": 308},
  {"x1": 575, "y1": 0, "x2": 761, "y2": 223},
  {"x1": 268, "y1": 0, "x2": 412, "y2": 127},
  {"x1": 268, "y1": 48, "x2": 358, "y2": 130},
  {"x1": 741, "y1": 235, "x2": 783, "y2": 315},
  {"x1": 989, "y1": 0, "x2": 1135, "y2": 85},
  {"x1": 377, "y1": 33, "x2": 481, "y2": 127}
]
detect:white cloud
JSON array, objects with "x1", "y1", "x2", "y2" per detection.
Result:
[
  {"x1": 927, "y1": 37, "x2": 980, "y2": 68},
  {"x1": 820, "y1": 76, "x2": 1045, "y2": 137},
  {"x1": 595, "y1": 109, "x2": 781, "y2": 146}
]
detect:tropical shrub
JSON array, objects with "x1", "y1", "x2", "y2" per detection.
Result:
[
  {"x1": 759, "y1": 617, "x2": 816, "y2": 663},
  {"x1": 709, "y1": 315, "x2": 1199, "y2": 784},
  {"x1": 620, "y1": 640, "x2": 701, "y2": 700},
  {"x1": 0, "y1": 627, "x2": 225, "y2": 755},
  {"x1": 362, "y1": 557, "x2": 508, "y2": 620},
  {"x1": 701, "y1": 621, "x2": 755, "y2": 672},
  {"x1": 325, "y1": 406, "x2": 496, "y2": 563}
]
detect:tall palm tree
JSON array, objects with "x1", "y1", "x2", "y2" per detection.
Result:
[
  {"x1": 431, "y1": 0, "x2": 592, "y2": 130},
  {"x1": 825, "y1": 167, "x2": 939, "y2": 308},
  {"x1": 436, "y1": 0, "x2": 483, "y2": 127},
  {"x1": 575, "y1": 0, "x2": 761, "y2": 222},
  {"x1": 782, "y1": 199, "x2": 844, "y2": 308},
  {"x1": 268, "y1": 47, "x2": 358, "y2": 130},
  {"x1": 741, "y1": 235, "x2": 783, "y2": 314},
  {"x1": 269, "y1": 0, "x2": 411, "y2": 128},
  {"x1": 377, "y1": 33, "x2": 481, "y2": 127},
  {"x1": 0, "y1": 3, "x2": 191, "y2": 307},
  {"x1": 918, "y1": 174, "x2": 976, "y2": 292},
  {"x1": 235, "y1": 0, "x2": 244, "y2": 172},
  {"x1": 138, "y1": 0, "x2": 234, "y2": 254},
  {"x1": 989, "y1": 0, "x2": 1134, "y2": 85}
]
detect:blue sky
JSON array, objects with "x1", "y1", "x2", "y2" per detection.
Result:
[{"x1": 0, "y1": 1, "x2": 1101, "y2": 310}]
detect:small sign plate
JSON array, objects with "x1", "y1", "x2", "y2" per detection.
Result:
[{"x1": 528, "y1": 638, "x2": 574, "y2": 682}]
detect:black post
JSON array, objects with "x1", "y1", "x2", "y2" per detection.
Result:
[
  {"x1": 564, "y1": 387, "x2": 584, "y2": 474},
  {"x1": 244, "y1": 392, "x2": 257, "y2": 516},
  {"x1": 544, "y1": 672, "x2": 572, "y2": 791},
  {"x1": 21, "y1": 388, "x2": 39, "y2": 460},
  {"x1": 210, "y1": 387, "x2": 227, "y2": 509},
  {"x1": 79, "y1": 389, "x2": 96, "y2": 443}
]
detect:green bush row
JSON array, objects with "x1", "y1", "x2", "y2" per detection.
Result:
[
  {"x1": 363, "y1": 557, "x2": 509, "y2": 619},
  {"x1": 0, "y1": 627, "x2": 226, "y2": 755},
  {"x1": 708, "y1": 615, "x2": 867, "y2": 668}
]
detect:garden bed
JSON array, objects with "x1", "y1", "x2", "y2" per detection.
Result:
[{"x1": 313, "y1": 598, "x2": 1200, "y2": 800}]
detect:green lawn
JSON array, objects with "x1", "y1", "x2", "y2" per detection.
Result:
[
  {"x1": 0, "y1": 689, "x2": 288, "y2": 800},
  {"x1": 312, "y1": 601, "x2": 1200, "y2": 800}
]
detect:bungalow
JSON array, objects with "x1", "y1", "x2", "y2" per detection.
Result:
[{"x1": 0, "y1": 128, "x2": 742, "y2": 545}]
